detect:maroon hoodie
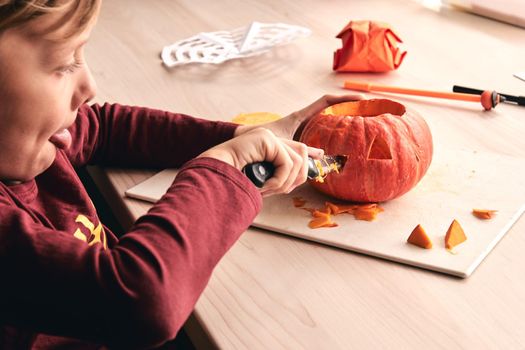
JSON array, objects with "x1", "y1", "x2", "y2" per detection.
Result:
[{"x1": 0, "y1": 103, "x2": 262, "y2": 349}]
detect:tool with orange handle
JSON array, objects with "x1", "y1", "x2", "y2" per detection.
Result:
[
  {"x1": 343, "y1": 80, "x2": 505, "y2": 110},
  {"x1": 453, "y1": 85, "x2": 525, "y2": 107}
]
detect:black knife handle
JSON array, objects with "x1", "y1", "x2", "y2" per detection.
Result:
[
  {"x1": 243, "y1": 162, "x2": 275, "y2": 188},
  {"x1": 243, "y1": 158, "x2": 320, "y2": 188},
  {"x1": 453, "y1": 85, "x2": 525, "y2": 106},
  {"x1": 452, "y1": 85, "x2": 483, "y2": 95}
]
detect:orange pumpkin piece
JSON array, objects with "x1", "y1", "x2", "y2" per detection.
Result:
[
  {"x1": 353, "y1": 205, "x2": 384, "y2": 221},
  {"x1": 324, "y1": 201, "x2": 384, "y2": 221},
  {"x1": 444, "y1": 219, "x2": 467, "y2": 249},
  {"x1": 298, "y1": 200, "x2": 384, "y2": 229},
  {"x1": 472, "y1": 209, "x2": 497, "y2": 220},
  {"x1": 293, "y1": 197, "x2": 307, "y2": 207},
  {"x1": 232, "y1": 112, "x2": 281, "y2": 125},
  {"x1": 355, "y1": 203, "x2": 379, "y2": 209},
  {"x1": 407, "y1": 224, "x2": 433, "y2": 249},
  {"x1": 324, "y1": 201, "x2": 340, "y2": 214},
  {"x1": 315, "y1": 206, "x2": 332, "y2": 215},
  {"x1": 312, "y1": 209, "x2": 331, "y2": 218},
  {"x1": 308, "y1": 218, "x2": 338, "y2": 229},
  {"x1": 325, "y1": 201, "x2": 356, "y2": 215},
  {"x1": 302, "y1": 206, "x2": 331, "y2": 215},
  {"x1": 308, "y1": 210, "x2": 338, "y2": 229}
]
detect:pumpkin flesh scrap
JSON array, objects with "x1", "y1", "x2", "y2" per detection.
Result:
[
  {"x1": 407, "y1": 224, "x2": 433, "y2": 249},
  {"x1": 313, "y1": 161, "x2": 341, "y2": 183},
  {"x1": 353, "y1": 206, "x2": 384, "y2": 221},
  {"x1": 324, "y1": 201, "x2": 356, "y2": 214},
  {"x1": 232, "y1": 112, "x2": 281, "y2": 125},
  {"x1": 293, "y1": 196, "x2": 307, "y2": 207},
  {"x1": 326, "y1": 201, "x2": 383, "y2": 221},
  {"x1": 312, "y1": 209, "x2": 331, "y2": 218},
  {"x1": 308, "y1": 210, "x2": 338, "y2": 228},
  {"x1": 472, "y1": 209, "x2": 497, "y2": 220},
  {"x1": 293, "y1": 199, "x2": 384, "y2": 229},
  {"x1": 308, "y1": 217, "x2": 338, "y2": 229},
  {"x1": 445, "y1": 219, "x2": 467, "y2": 249}
]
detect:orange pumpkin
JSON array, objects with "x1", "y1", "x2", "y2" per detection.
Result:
[{"x1": 299, "y1": 99, "x2": 433, "y2": 202}]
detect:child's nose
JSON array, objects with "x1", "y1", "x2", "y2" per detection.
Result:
[
  {"x1": 82, "y1": 65, "x2": 97, "y2": 103},
  {"x1": 75, "y1": 65, "x2": 97, "y2": 107}
]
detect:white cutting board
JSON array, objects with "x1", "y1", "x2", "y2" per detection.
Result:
[
  {"x1": 126, "y1": 149, "x2": 525, "y2": 278},
  {"x1": 254, "y1": 149, "x2": 525, "y2": 278}
]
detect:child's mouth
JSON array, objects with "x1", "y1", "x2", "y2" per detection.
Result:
[{"x1": 49, "y1": 129, "x2": 72, "y2": 150}]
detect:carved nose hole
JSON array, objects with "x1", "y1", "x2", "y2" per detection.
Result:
[{"x1": 367, "y1": 135, "x2": 392, "y2": 160}]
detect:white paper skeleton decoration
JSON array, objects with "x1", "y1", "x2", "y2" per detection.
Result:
[{"x1": 161, "y1": 22, "x2": 311, "y2": 67}]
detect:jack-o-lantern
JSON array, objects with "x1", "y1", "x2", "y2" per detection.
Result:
[{"x1": 299, "y1": 99, "x2": 433, "y2": 202}]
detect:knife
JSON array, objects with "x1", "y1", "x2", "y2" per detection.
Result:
[
  {"x1": 243, "y1": 155, "x2": 347, "y2": 188},
  {"x1": 453, "y1": 85, "x2": 525, "y2": 107}
]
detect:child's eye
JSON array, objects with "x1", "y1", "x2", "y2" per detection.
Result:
[{"x1": 57, "y1": 60, "x2": 83, "y2": 74}]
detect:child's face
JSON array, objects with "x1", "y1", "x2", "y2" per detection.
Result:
[{"x1": 0, "y1": 8, "x2": 98, "y2": 182}]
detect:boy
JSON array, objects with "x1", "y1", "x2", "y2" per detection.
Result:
[{"x1": 0, "y1": 0, "x2": 360, "y2": 349}]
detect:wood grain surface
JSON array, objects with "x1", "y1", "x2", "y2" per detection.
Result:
[{"x1": 86, "y1": 0, "x2": 525, "y2": 348}]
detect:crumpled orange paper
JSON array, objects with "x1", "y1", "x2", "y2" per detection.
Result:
[{"x1": 333, "y1": 20, "x2": 407, "y2": 72}]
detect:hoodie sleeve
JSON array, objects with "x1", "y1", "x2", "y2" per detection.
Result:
[
  {"x1": 0, "y1": 157, "x2": 262, "y2": 349},
  {"x1": 66, "y1": 103, "x2": 239, "y2": 168}
]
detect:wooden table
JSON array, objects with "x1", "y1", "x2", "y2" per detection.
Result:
[{"x1": 86, "y1": 0, "x2": 525, "y2": 348}]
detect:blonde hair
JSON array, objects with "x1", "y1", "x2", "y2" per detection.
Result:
[{"x1": 0, "y1": 0, "x2": 101, "y2": 38}]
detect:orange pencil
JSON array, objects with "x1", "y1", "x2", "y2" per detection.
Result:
[{"x1": 343, "y1": 80, "x2": 505, "y2": 110}]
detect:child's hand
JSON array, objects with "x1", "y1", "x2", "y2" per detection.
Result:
[
  {"x1": 234, "y1": 94, "x2": 363, "y2": 140},
  {"x1": 198, "y1": 128, "x2": 324, "y2": 196}
]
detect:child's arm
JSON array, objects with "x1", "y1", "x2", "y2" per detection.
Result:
[
  {"x1": 66, "y1": 95, "x2": 362, "y2": 170},
  {"x1": 66, "y1": 102, "x2": 239, "y2": 168},
  {"x1": 0, "y1": 154, "x2": 261, "y2": 348}
]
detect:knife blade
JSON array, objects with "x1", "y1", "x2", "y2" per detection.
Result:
[{"x1": 243, "y1": 155, "x2": 347, "y2": 188}]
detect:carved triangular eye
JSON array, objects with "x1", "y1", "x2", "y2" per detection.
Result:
[{"x1": 367, "y1": 135, "x2": 392, "y2": 160}]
